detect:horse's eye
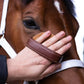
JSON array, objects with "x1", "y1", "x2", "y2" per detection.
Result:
[{"x1": 23, "y1": 19, "x2": 40, "y2": 30}]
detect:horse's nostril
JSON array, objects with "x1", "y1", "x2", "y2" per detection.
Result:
[{"x1": 23, "y1": 19, "x2": 40, "y2": 30}]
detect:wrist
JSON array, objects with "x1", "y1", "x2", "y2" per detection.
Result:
[{"x1": 7, "y1": 58, "x2": 22, "y2": 81}]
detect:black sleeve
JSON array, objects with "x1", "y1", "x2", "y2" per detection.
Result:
[{"x1": 0, "y1": 55, "x2": 8, "y2": 84}]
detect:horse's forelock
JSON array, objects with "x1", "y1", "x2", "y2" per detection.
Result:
[
  {"x1": 22, "y1": 0, "x2": 75, "y2": 16},
  {"x1": 22, "y1": 0, "x2": 33, "y2": 5},
  {"x1": 63, "y1": 0, "x2": 76, "y2": 16}
]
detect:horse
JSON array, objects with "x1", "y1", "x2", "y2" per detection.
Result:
[{"x1": 0, "y1": 0, "x2": 84, "y2": 84}]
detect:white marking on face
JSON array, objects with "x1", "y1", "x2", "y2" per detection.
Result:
[{"x1": 54, "y1": 1, "x2": 64, "y2": 13}]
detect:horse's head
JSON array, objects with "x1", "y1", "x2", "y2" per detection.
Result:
[
  {"x1": 1, "y1": 0, "x2": 84, "y2": 84},
  {"x1": 4, "y1": 0, "x2": 79, "y2": 60}
]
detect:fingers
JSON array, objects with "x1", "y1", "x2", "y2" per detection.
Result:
[
  {"x1": 41, "y1": 64, "x2": 61, "y2": 78},
  {"x1": 42, "y1": 31, "x2": 65, "y2": 47},
  {"x1": 48, "y1": 35, "x2": 72, "y2": 55},
  {"x1": 56, "y1": 43, "x2": 71, "y2": 55},
  {"x1": 35, "y1": 31, "x2": 51, "y2": 43},
  {"x1": 35, "y1": 31, "x2": 72, "y2": 59},
  {"x1": 49, "y1": 35, "x2": 72, "y2": 51}
]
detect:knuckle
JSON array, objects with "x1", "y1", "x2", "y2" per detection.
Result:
[{"x1": 42, "y1": 41, "x2": 50, "y2": 46}]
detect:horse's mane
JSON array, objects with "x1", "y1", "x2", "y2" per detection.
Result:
[{"x1": 63, "y1": 0, "x2": 76, "y2": 16}]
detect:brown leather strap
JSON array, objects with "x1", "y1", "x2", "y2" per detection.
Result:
[{"x1": 26, "y1": 39, "x2": 62, "y2": 63}]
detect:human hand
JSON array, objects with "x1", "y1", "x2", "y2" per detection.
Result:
[{"x1": 7, "y1": 31, "x2": 72, "y2": 81}]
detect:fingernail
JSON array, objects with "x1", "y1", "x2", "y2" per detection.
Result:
[
  {"x1": 60, "y1": 31, "x2": 65, "y2": 35},
  {"x1": 67, "y1": 43, "x2": 72, "y2": 47},
  {"x1": 45, "y1": 31, "x2": 51, "y2": 35},
  {"x1": 67, "y1": 36, "x2": 72, "y2": 40}
]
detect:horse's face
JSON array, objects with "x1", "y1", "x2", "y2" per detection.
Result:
[
  {"x1": 1, "y1": 0, "x2": 84, "y2": 84},
  {"x1": 6, "y1": 0, "x2": 79, "y2": 53}
]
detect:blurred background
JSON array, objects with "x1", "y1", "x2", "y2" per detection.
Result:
[{"x1": 73, "y1": 0, "x2": 84, "y2": 62}]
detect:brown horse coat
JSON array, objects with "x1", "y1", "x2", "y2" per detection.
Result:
[{"x1": 0, "y1": 0, "x2": 84, "y2": 84}]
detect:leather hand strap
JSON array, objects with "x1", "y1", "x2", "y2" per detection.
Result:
[{"x1": 26, "y1": 39, "x2": 62, "y2": 63}]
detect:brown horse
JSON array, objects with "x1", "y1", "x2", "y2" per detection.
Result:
[{"x1": 0, "y1": 0, "x2": 84, "y2": 84}]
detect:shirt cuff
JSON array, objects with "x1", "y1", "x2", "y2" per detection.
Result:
[{"x1": 0, "y1": 55, "x2": 8, "y2": 84}]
